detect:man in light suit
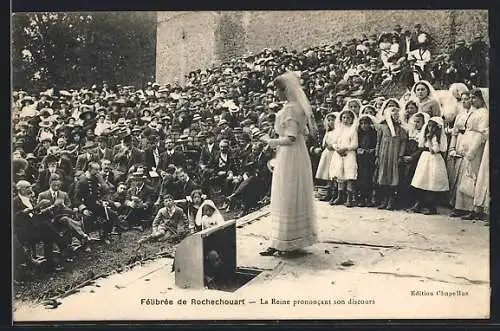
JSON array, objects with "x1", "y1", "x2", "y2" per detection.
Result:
[{"x1": 37, "y1": 174, "x2": 90, "y2": 248}]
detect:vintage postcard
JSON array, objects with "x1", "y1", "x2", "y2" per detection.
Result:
[{"x1": 11, "y1": 10, "x2": 490, "y2": 322}]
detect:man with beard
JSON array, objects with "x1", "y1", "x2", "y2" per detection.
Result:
[
  {"x1": 14, "y1": 180, "x2": 73, "y2": 272},
  {"x1": 36, "y1": 154, "x2": 66, "y2": 193},
  {"x1": 100, "y1": 159, "x2": 117, "y2": 191}
]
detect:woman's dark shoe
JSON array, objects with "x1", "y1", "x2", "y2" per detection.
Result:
[
  {"x1": 376, "y1": 198, "x2": 388, "y2": 209},
  {"x1": 423, "y1": 207, "x2": 437, "y2": 215},
  {"x1": 461, "y1": 212, "x2": 478, "y2": 220},
  {"x1": 450, "y1": 209, "x2": 465, "y2": 217},
  {"x1": 327, "y1": 190, "x2": 338, "y2": 205},
  {"x1": 332, "y1": 191, "x2": 346, "y2": 205},
  {"x1": 407, "y1": 201, "x2": 422, "y2": 213},
  {"x1": 385, "y1": 196, "x2": 395, "y2": 210},
  {"x1": 364, "y1": 197, "x2": 374, "y2": 207},
  {"x1": 344, "y1": 192, "x2": 355, "y2": 208},
  {"x1": 357, "y1": 198, "x2": 366, "y2": 207},
  {"x1": 259, "y1": 247, "x2": 278, "y2": 256},
  {"x1": 318, "y1": 189, "x2": 331, "y2": 201}
]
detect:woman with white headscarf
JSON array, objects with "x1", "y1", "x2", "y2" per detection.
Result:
[
  {"x1": 410, "y1": 80, "x2": 441, "y2": 117},
  {"x1": 409, "y1": 116, "x2": 450, "y2": 214},
  {"x1": 259, "y1": 71, "x2": 317, "y2": 256},
  {"x1": 452, "y1": 88, "x2": 489, "y2": 220}
]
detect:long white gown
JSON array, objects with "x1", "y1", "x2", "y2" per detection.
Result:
[{"x1": 270, "y1": 101, "x2": 317, "y2": 251}]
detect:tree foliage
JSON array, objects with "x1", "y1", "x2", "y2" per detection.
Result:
[{"x1": 12, "y1": 12, "x2": 157, "y2": 93}]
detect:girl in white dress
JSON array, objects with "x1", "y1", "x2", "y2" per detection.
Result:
[
  {"x1": 259, "y1": 72, "x2": 318, "y2": 256},
  {"x1": 195, "y1": 199, "x2": 225, "y2": 230},
  {"x1": 329, "y1": 109, "x2": 358, "y2": 207},
  {"x1": 410, "y1": 116, "x2": 450, "y2": 215},
  {"x1": 315, "y1": 112, "x2": 338, "y2": 201}
]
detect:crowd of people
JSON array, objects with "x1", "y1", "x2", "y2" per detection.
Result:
[{"x1": 12, "y1": 22, "x2": 489, "y2": 276}]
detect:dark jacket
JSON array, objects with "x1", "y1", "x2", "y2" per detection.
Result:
[
  {"x1": 113, "y1": 147, "x2": 145, "y2": 174},
  {"x1": 158, "y1": 149, "x2": 186, "y2": 170}
]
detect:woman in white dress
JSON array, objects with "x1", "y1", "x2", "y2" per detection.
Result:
[
  {"x1": 447, "y1": 90, "x2": 472, "y2": 212},
  {"x1": 473, "y1": 137, "x2": 489, "y2": 218},
  {"x1": 259, "y1": 72, "x2": 318, "y2": 256},
  {"x1": 453, "y1": 88, "x2": 489, "y2": 220}
]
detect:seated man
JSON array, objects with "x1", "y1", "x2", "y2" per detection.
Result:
[
  {"x1": 123, "y1": 168, "x2": 156, "y2": 231},
  {"x1": 172, "y1": 167, "x2": 200, "y2": 200},
  {"x1": 37, "y1": 174, "x2": 90, "y2": 250},
  {"x1": 137, "y1": 194, "x2": 189, "y2": 244},
  {"x1": 175, "y1": 189, "x2": 207, "y2": 233},
  {"x1": 108, "y1": 181, "x2": 130, "y2": 233},
  {"x1": 73, "y1": 162, "x2": 113, "y2": 244},
  {"x1": 209, "y1": 139, "x2": 238, "y2": 201},
  {"x1": 14, "y1": 180, "x2": 73, "y2": 272}
]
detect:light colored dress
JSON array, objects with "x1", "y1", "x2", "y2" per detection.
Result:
[
  {"x1": 329, "y1": 124, "x2": 358, "y2": 181},
  {"x1": 315, "y1": 130, "x2": 335, "y2": 180},
  {"x1": 446, "y1": 107, "x2": 471, "y2": 205},
  {"x1": 416, "y1": 98, "x2": 441, "y2": 117},
  {"x1": 474, "y1": 138, "x2": 489, "y2": 213},
  {"x1": 454, "y1": 107, "x2": 488, "y2": 211},
  {"x1": 411, "y1": 137, "x2": 450, "y2": 191},
  {"x1": 270, "y1": 102, "x2": 317, "y2": 251}
]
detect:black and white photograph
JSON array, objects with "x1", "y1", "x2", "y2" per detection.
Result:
[{"x1": 11, "y1": 10, "x2": 490, "y2": 321}]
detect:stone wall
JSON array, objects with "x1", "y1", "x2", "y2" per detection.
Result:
[{"x1": 156, "y1": 10, "x2": 489, "y2": 84}]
